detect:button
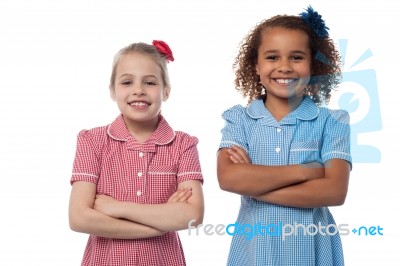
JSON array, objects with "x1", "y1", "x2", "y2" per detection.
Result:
[
  {"x1": 136, "y1": 190, "x2": 142, "y2": 196},
  {"x1": 138, "y1": 172, "x2": 143, "y2": 177},
  {"x1": 275, "y1": 147, "x2": 281, "y2": 153},
  {"x1": 139, "y1": 152, "x2": 144, "y2": 157},
  {"x1": 277, "y1": 128, "x2": 282, "y2": 133}
]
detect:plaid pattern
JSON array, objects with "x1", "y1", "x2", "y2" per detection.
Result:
[
  {"x1": 219, "y1": 96, "x2": 351, "y2": 266},
  {"x1": 71, "y1": 115, "x2": 203, "y2": 266}
]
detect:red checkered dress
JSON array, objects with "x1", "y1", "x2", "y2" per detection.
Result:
[{"x1": 71, "y1": 115, "x2": 203, "y2": 266}]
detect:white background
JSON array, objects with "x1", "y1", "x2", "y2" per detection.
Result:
[{"x1": 0, "y1": 0, "x2": 398, "y2": 265}]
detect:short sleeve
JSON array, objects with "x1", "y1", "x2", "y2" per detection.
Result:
[
  {"x1": 219, "y1": 105, "x2": 248, "y2": 152},
  {"x1": 321, "y1": 109, "x2": 352, "y2": 166},
  {"x1": 70, "y1": 130, "x2": 100, "y2": 185},
  {"x1": 176, "y1": 134, "x2": 203, "y2": 184}
]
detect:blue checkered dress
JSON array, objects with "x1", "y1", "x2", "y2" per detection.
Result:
[{"x1": 219, "y1": 96, "x2": 352, "y2": 266}]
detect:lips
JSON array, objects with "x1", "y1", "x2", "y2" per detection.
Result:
[
  {"x1": 128, "y1": 101, "x2": 150, "y2": 106},
  {"x1": 127, "y1": 101, "x2": 151, "y2": 111},
  {"x1": 274, "y1": 78, "x2": 297, "y2": 85}
]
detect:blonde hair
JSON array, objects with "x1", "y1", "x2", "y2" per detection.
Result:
[{"x1": 109, "y1": 42, "x2": 171, "y2": 98}]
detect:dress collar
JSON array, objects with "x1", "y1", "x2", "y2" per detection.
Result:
[
  {"x1": 107, "y1": 114, "x2": 175, "y2": 151},
  {"x1": 246, "y1": 96, "x2": 319, "y2": 125}
]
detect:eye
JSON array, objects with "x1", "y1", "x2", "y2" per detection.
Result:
[
  {"x1": 144, "y1": 81, "x2": 157, "y2": 86},
  {"x1": 265, "y1": 55, "x2": 278, "y2": 61},
  {"x1": 290, "y1": 55, "x2": 304, "y2": 61},
  {"x1": 121, "y1": 80, "x2": 132, "y2": 86}
]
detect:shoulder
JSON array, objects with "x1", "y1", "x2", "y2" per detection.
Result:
[
  {"x1": 77, "y1": 125, "x2": 108, "y2": 140},
  {"x1": 75, "y1": 123, "x2": 111, "y2": 151},
  {"x1": 318, "y1": 107, "x2": 350, "y2": 124},
  {"x1": 222, "y1": 104, "x2": 247, "y2": 119},
  {"x1": 159, "y1": 116, "x2": 200, "y2": 151},
  {"x1": 222, "y1": 99, "x2": 269, "y2": 124},
  {"x1": 173, "y1": 131, "x2": 199, "y2": 149},
  {"x1": 222, "y1": 99, "x2": 266, "y2": 120}
]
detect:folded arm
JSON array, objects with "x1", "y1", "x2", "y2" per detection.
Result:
[
  {"x1": 254, "y1": 159, "x2": 350, "y2": 208},
  {"x1": 94, "y1": 180, "x2": 204, "y2": 232},
  {"x1": 217, "y1": 146, "x2": 324, "y2": 196},
  {"x1": 69, "y1": 181, "x2": 165, "y2": 239}
]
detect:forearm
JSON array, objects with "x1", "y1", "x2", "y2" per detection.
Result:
[
  {"x1": 254, "y1": 160, "x2": 350, "y2": 208},
  {"x1": 113, "y1": 202, "x2": 203, "y2": 232},
  {"x1": 69, "y1": 181, "x2": 164, "y2": 239},
  {"x1": 69, "y1": 207, "x2": 164, "y2": 239},
  {"x1": 254, "y1": 179, "x2": 346, "y2": 208},
  {"x1": 218, "y1": 147, "x2": 326, "y2": 197},
  {"x1": 221, "y1": 164, "x2": 302, "y2": 195},
  {"x1": 218, "y1": 148, "x2": 323, "y2": 196}
]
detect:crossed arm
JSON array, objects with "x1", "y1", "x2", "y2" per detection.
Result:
[
  {"x1": 69, "y1": 179, "x2": 204, "y2": 239},
  {"x1": 217, "y1": 145, "x2": 350, "y2": 208}
]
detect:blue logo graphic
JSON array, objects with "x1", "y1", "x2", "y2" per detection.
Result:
[
  {"x1": 326, "y1": 39, "x2": 382, "y2": 163},
  {"x1": 351, "y1": 225, "x2": 383, "y2": 236}
]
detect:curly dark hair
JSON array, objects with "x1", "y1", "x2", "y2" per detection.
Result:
[{"x1": 233, "y1": 15, "x2": 341, "y2": 105}]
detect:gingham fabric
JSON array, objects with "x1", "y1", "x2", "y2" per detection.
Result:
[
  {"x1": 71, "y1": 114, "x2": 203, "y2": 266},
  {"x1": 219, "y1": 96, "x2": 352, "y2": 266}
]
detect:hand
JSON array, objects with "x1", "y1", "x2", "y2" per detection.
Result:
[
  {"x1": 167, "y1": 187, "x2": 192, "y2": 203},
  {"x1": 94, "y1": 194, "x2": 121, "y2": 218},
  {"x1": 227, "y1": 145, "x2": 251, "y2": 164}
]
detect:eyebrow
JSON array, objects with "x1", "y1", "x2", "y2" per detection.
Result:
[
  {"x1": 118, "y1": 73, "x2": 159, "y2": 79},
  {"x1": 262, "y1": 49, "x2": 308, "y2": 55}
]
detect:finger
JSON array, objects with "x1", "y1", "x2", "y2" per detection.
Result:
[
  {"x1": 230, "y1": 145, "x2": 248, "y2": 158},
  {"x1": 167, "y1": 188, "x2": 183, "y2": 203},
  {"x1": 228, "y1": 148, "x2": 248, "y2": 163},
  {"x1": 229, "y1": 154, "x2": 244, "y2": 164},
  {"x1": 229, "y1": 155, "x2": 241, "y2": 164},
  {"x1": 168, "y1": 188, "x2": 192, "y2": 203},
  {"x1": 175, "y1": 187, "x2": 192, "y2": 201},
  {"x1": 167, "y1": 188, "x2": 188, "y2": 203},
  {"x1": 178, "y1": 188, "x2": 192, "y2": 202},
  {"x1": 230, "y1": 146, "x2": 251, "y2": 163}
]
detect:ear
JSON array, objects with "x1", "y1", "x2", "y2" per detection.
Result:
[
  {"x1": 162, "y1": 86, "x2": 171, "y2": 101},
  {"x1": 255, "y1": 64, "x2": 260, "y2": 75},
  {"x1": 110, "y1": 87, "x2": 116, "y2": 101}
]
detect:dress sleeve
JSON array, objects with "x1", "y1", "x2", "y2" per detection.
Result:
[
  {"x1": 176, "y1": 134, "x2": 203, "y2": 184},
  {"x1": 219, "y1": 105, "x2": 249, "y2": 152},
  {"x1": 70, "y1": 130, "x2": 100, "y2": 185},
  {"x1": 321, "y1": 109, "x2": 352, "y2": 166}
]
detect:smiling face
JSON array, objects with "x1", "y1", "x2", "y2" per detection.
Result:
[
  {"x1": 256, "y1": 27, "x2": 312, "y2": 103},
  {"x1": 113, "y1": 52, "x2": 170, "y2": 132}
]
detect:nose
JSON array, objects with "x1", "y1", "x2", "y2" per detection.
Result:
[
  {"x1": 277, "y1": 59, "x2": 293, "y2": 73},
  {"x1": 131, "y1": 83, "x2": 145, "y2": 95}
]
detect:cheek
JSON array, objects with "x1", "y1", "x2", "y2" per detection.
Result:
[
  {"x1": 299, "y1": 76, "x2": 311, "y2": 87},
  {"x1": 114, "y1": 91, "x2": 128, "y2": 104},
  {"x1": 305, "y1": 60, "x2": 313, "y2": 74}
]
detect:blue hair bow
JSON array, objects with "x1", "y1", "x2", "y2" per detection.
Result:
[{"x1": 299, "y1": 5, "x2": 330, "y2": 38}]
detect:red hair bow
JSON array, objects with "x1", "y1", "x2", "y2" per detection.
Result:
[{"x1": 152, "y1": 40, "x2": 174, "y2": 63}]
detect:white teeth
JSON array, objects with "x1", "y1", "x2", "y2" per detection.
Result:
[
  {"x1": 130, "y1": 102, "x2": 148, "y2": 106},
  {"x1": 276, "y1": 79, "x2": 295, "y2": 84}
]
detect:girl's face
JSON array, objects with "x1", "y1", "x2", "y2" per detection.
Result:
[
  {"x1": 256, "y1": 27, "x2": 312, "y2": 102},
  {"x1": 113, "y1": 52, "x2": 170, "y2": 131}
]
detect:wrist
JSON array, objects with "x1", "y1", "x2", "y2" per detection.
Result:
[
  {"x1": 111, "y1": 201, "x2": 127, "y2": 219},
  {"x1": 290, "y1": 165, "x2": 308, "y2": 182},
  {"x1": 301, "y1": 162, "x2": 324, "y2": 181}
]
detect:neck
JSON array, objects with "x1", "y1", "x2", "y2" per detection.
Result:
[
  {"x1": 123, "y1": 116, "x2": 160, "y2": 144},
  {"x1": 264, "y1": 96, "x2": 303, "y2": 121}
]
